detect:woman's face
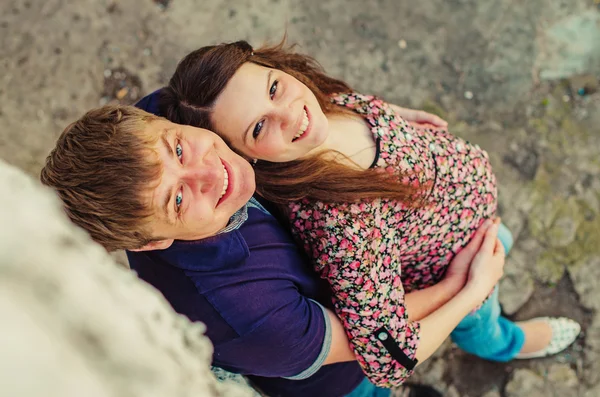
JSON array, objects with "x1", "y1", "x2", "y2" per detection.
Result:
[{"x1": 211, "y1": 62, "x2": 329, "y2": 162}]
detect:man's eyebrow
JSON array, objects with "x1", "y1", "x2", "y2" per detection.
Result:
[
  {"x1": 243, "y1": 70, "x2": 273, "y2": 144},
  {"x1": 161, "y1": 128, "x2": 174, "y2": 158},
  {"x1": 160, "y1": 128, "x2": 175, "y2": 225},
  {"x1": 162, "y1": 188, "x2": 172, "y2": 226}
]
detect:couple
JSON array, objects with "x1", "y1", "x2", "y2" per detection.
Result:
[{"x1": 41, "y1": 40, "x2": 580, "y2": 397}]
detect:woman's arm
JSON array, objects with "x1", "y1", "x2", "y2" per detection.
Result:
[
  {"x1": 404, "y1": 278, "x2": 462, "y2": 322},
  {"x1": 323, "y1": 280, "x2": 487, "y2": 367},
  {"x1": 415, "y1": 224, "x2": 505, "y2": 364},
  {"x1": 324, "y1": 221, "x2": 503, "y2": 367}
]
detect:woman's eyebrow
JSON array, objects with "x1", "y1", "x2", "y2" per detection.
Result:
[
  {"x1": 243, "y1": 70, "x2": 273, "y2": 143},
  {"x1": 266, "y1": 70, "x2": 273, "y2": 90}
]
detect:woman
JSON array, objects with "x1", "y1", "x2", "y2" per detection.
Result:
[{"x1": 157, "y1": 40, "x2": 580, "y2": 388}]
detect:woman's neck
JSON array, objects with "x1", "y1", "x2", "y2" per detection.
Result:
[{"x1": 317, "y1": 113, "x2": 377, "y2": 169}]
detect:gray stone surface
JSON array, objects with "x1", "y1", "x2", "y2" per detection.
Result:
[
  {"x1": 505, "y1": 365, "x2": 581, "y2": 397},
  {"x1": 537, "y1": 11, "x2": 600, "y2": 80},
  {"x1": 482, "y1": 390, "x2": 502, "y2": 397},
  {"x1": 0, "y1": 160, "x2": 256, "y2": 397},
  {"x1": 505, "y1": 369, "x2": 547, "y2": 397},
  {"x1": 582, "y1": 314, "x2": 600, "y2": 387},
  {"x1": 1, "y1": 0, "x2": 599, "y2": 396},
  {"x1": 499, "y1": 251, "x2": 536, "y2": 315}
]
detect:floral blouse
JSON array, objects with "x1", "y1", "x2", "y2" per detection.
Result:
[{"x1": 287, "y1": 93, "x2": 497, "y2": 387}]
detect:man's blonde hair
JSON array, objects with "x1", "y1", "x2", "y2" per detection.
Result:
[{"x1": 41, "y1": 105, "x2": 164, "y2": 251}]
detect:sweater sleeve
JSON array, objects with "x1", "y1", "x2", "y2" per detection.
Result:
[{"x1": 289, "y1": 199, "x2": 420, "y2": 388}]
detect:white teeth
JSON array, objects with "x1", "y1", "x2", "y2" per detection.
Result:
[
  {"x1": 293, "y1": 108, "x2": 309, "y2": 140},
  {"x1": 220, "y1": 164, "x2": 229, "y2": 199}
]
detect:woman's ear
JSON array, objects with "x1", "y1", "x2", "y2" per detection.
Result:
[{"x1": 129, "y1": 239, "x2": 174, "y2": 252}]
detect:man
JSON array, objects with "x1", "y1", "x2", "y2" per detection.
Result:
[{"x1": 40, "y1": 103, "x2": 442, "y2": 397}]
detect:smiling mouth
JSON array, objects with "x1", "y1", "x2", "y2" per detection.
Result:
[
  {"x1": 217, "y1": 160, "x2": 232, "y2": 207},
  {"x1": 292, "y1": 106, "x2": 310, "y2": 142},
  {"x1": 220, "y1": 163, "x2": 229, "y2": 199}
]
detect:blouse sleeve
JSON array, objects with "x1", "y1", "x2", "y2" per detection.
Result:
[{"x1": 289, "y1": 199, "x2": 421, "y2": 388}]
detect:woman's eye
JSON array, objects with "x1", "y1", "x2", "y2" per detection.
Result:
[
  {"x1": 269, "y1": 80, "x2": 278, "y2": 99},
  {"x1": 252, "y1": 120, "x2": 264, "y2": 139},
  {"x1": 175, "y1": 142, "x2": 183, "y2": 162},
  {"x1": 175, "y1": 190, "x2": 183, "y2": 211}
]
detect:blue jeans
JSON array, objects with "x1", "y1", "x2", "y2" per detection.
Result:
[
  {"x1": 450, "y1": 223, "x2": 525, "y2": 362},
  {"x1": 345, "y1": 378, "x2": 392, "y2": 397}
]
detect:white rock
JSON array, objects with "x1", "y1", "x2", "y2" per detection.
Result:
[{"x1": 0, "y1": 160, "x2": 256, "y2": 397}]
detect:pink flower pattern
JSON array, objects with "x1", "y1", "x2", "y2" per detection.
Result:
[{"x1": 287, "y1": 93, "x2": 497, "y2": 387}]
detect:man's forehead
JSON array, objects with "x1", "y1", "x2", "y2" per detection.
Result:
[
  {"x1": 136, "y1": 143, "x2": 168, "y2": 225},
  {"x1": 143, "y1": 119, "x2": 171, "y2": 139},
  {"x1": 142, "y1": 179, "x2": 174, "y2": 229}
]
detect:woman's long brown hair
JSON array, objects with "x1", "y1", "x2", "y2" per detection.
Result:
[{"x1": 161, "y1": 39, "x2": 423, "y2": 206}]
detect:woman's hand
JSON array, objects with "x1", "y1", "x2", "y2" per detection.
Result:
[
  {"x1": 465, "y1": 221, "x2": 506, "y2": 300},
  {"x1": 443, "y1": 219, "x2": 494, "y2": 290},
  {"x1": 388, "y1": 104, "x2": 448, "y2": 128},
  {"x1": 415, "y1": 219, "x2": 505, "y2": 364}
]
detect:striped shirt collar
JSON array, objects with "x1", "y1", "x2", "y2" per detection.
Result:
[{"x1": 217, "y1": 197, "x2": 269, "y2": 234}]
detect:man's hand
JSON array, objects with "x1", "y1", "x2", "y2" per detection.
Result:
[{"x1": 388, "y1": 104, "x2": 448, "y2": 128}]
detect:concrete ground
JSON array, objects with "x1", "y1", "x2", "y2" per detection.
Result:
[{"x1": 1, "y1": 0, "x2": 599, "y2": 395}]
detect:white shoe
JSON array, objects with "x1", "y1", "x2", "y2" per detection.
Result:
[{"x1": 515, "y1": 317, "x2": 581, "y2": 359}]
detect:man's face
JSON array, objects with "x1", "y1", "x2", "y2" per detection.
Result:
[{"x1": 137, "y1": 120, "x2": 255, "y2": 250}]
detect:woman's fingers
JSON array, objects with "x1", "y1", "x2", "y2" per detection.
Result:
[
  {"x1": 460, "y1": 219, "x2": 492, "y2": 257},
  {"x1": 416, "y1": 111, "x2": 448, "y2": 127},
  {"x1": 389, "y1": 104, "x2": 449, "y2": 128},
  {"x1": 480, "y1": 223, "x2": 500, "y2": 254},
  {"x1": 494, "y1": 237, "x2": 505, "y2": 257},
  {"x1": 473, "y1": 219, "x2": 493, "y2": 244}
]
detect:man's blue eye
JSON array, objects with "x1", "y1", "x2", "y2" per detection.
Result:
[
  {"x1": 176, "y1": 143, "x2": 183, "y2": 161},
  {"x1": 269, "y1": 80, "x2": 278, "y2": 99},
  {"x1": 253, "y1": 121, "x2": 264, "y2": 139},
  {"x1": 175, "y1": 191, "x2": 183, "y2": 208}
]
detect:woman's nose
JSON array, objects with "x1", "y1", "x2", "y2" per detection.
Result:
[{"x1": 274, "y1": 103, "x2": 295, "y2": 131}]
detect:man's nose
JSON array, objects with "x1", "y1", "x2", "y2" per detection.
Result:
[{"x1": 183, "y1": 159, "x2": 221, "y2": 194}]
